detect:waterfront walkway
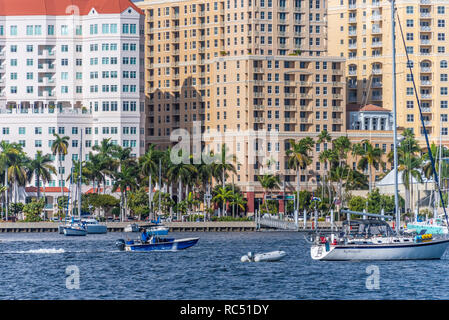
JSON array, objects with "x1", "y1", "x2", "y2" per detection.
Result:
[
  {"x1": 0, "y1": 220, "x2": 346, "y2": 232},
  {"x1": 0, "y1": 221, "x2": 257, "y2": 233}
]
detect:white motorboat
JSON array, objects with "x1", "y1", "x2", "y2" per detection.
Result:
[
  {"x1": 241, "y1": 250, "x2": 287, "y2": 262},
  {"x1": 63, "y1": 224, "x2": 87, "y2": 236},
  {"x1": 124, "y1": 223, "x2": 140, "y2": 232},
  {"x1": 82, "y1": 219, "x2": 107, "y2": 234},
  {"x1": 310, "y1": 217, "x2": 449, "y2": 261}
]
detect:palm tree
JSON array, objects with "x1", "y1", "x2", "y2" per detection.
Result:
[
  {"x1": 357, "y1": 140, "x2": 384, "y2": 193},
  {"x1": 139, "y1": 144, "x2": 162, "y2": 221},
  {"x1": 317, "y1": 129, "x2": 332, "y2": 145},
  {"x1": 51, "y1": 133, "x2": 70, "y2": 205},
  {"x1": 257, "y1": 174, "x2": 280, "y2": 214},
  {"x1": 212, "y1": 186, "x2": 234, "y2": 217},
  {"x1": 166, "y1": 150, "x2": 197, "y2": 219},
  {"x1": 112, "y1": 164, "x2": 139, "y2": 221},
  {"x1": 229, "y1": 191, "x2": 247, "y2": 217},
  {"x1": 0, "y1": 141, "x2": 22, "y2": 219},
  {"x1": 27, "y1": 151, "x2": 56, "y2": 200},
  {"x1": 92, "y1": 138, "x2": 119, "y2": 192},
  {"x1": 194, "y1": 157, "x2": 214, "y2": 217},
  {"x1": 7, "y1": 151, "x2": 29, "y2": 204},
  {"x1": 286, "y1": 137, "x2": 314, "y2": 213},
  {"x1": 212, "y1": 144, "x2": 237, "y2": 188}
]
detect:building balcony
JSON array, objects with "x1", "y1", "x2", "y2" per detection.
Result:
[
  {"x1": 38, "y1": 91, "x2": 55, "y2": 98},
  {"x1": 349, "y1": 43, "x2": 357, "y2": 49},
  {"x1": 371, "y1": 41, "x2": 383, "y2": 48},
  {"x1": 421, "y1": 67, "x2": 432, "y2": 73},
  {"x1": 420, "y1": 26, "x2": 432, "y2": 32},
  {"x1": 285, "y1": 105, "x2": 297, "y2": 111},
  {"x1": 372, "y1": 95, "x2": 383, "y2": 101},
  {"x1": 284, "y1": 117, "x2": 296, "y2": 123},
  {"x1": 421, "y1": 80, "x2": 432, "y2": 86},
  {"x1": 254, "y1": 117, "x2": 265, "y2": 123},
  {"x1": 332, "y1": 106, "x2": 343, "y2": 112},
  {"x1": 421, "y1": 107, "x2": 432, "y2": 113},
  {"x1": 253, "y1": 92, "x2": 264, "y2": 98},
  {"x1": 284, "y1": 93, "x2": 297, "y2": 99},
  {"x1": 253, "y1": 105, "x2": 264, "y2": 110},
  {"x1": 348, "y1": 82, "x2": 357, "y2": 89},
  {"x1": 372, "y1": 82, "x2": 383, "y2": 88},
  {"x1": 348, "y1": 30, "x2": 357, "y2": 36},
  {"x1": 349, "y1": 17, "x2": 357, "y2": 23},
  {"x1": 37, "y1": 64, "x2": 55, "y2": 73},
  {"x1": 332, "y1": 69, "x2": 343, "y2": 75},
  {"x1": 372, "y1": 68, "x2": 382, "y2": 74},
  {"x1": 300, "y1": 117, "x2": 312, "y2": 124},
  {"x1": 332, "y1": 94, "x2": 343, "y2": 100},
  {"x1": 38, "y1": 50, "x2": 55, "y2": 59},
  {"x1": 371, "y1": 15, "x2": 382, "y2": 22},
  {"x1": 348, "y1": 70, "x2": 357, "y2": 76},
  {"x1": 421, "y1": 94, "x2": 432, "y2": 99},
  {"x1": 38, "y1": 77, "x2": 56, "y2": 86},
  {"x1": 253, "y1": 68, "x2": 264, "y2": 73},
  {"x1": 299, "y1": 105, "x2": 312, "y2": 111},
  {"x1": 372, "y1": 27, "x2": 382, "y2": 34},
  {"x1": 332, "y1": 118, "x2": 343, "y2": 124},
  {"x1": 420, "y1": 39, "x2": 431, "y2": 45},
  {"x1": 299, "y1": 93, "x2": 313, "y2": 99},
  {"x1": 420, "y1": 12, "x2": 431, "y2": 18}
]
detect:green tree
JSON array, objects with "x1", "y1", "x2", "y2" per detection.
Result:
[
  {"x1": 51, "y1": 133, "x2": 70, "y2": 206},
  {"x1": 23, "y1": 199, "x2": 45, "y2": 222},
  {"x1": 27, "y1": 151, "x2": 56, "y2": 200},
  {"x1": 357, "y1": 140, "x2": 384, "y2": 193}
]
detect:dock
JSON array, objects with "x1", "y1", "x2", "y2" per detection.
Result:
[{"x1": 0, "y1": 221, "x2": 257, "y2": 233}]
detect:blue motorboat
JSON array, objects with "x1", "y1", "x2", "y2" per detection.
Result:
[{"x1": 115, "y1": 236, "x2": 199, "y2": 252}]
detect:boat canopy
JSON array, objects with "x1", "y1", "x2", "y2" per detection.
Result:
[{"x1": 343, "y1": 219, "x2": 395, "y2": 237}]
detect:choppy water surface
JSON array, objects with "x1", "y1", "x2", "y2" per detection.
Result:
[{"x1": 0, "y1": 231, "x2": 448, "y2": 300}]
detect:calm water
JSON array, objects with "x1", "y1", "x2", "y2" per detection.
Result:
[{"x1": 0, "y1": 231, "x2": 448, "y2": 300}]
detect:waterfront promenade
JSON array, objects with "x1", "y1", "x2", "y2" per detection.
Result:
[{"x1": 0, "y1": 221, "x2": 346, "y2": 233}]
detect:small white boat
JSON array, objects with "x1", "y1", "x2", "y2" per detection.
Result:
[
  {"x1": 82, "y1": 219, "x2": 107, "y2": 234},
  {"x1": 63, "y1": 224, "x2": 87, "y2": 236},
  {"x1": 241, "y1": 251, "x2": 287, "y2": 262},
  {"x1": 124, "y1": 223, "x2": 140, "y2": 232}
]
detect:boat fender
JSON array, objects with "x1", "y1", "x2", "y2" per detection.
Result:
[{"x1": 320, "y1": 236, "x2": 327, "y2": 244}]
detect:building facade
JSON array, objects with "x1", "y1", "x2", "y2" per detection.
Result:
[
  {"x1": 138, "y1": 0, "x2": 348, "y2": 214},
  {"x1": 0, "y1": 0, "x2": 145, "y2": 187},
  {"x1": 328, "y1": 0, "x2": 449, "y2": 144}
]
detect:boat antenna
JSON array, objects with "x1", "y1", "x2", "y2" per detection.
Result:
[
  {"x1": 396, "y1": 9, "x2": 449, "y2": 231},
  {"x1": 391, "y1": 0, "x2": 400, "y2": 234}
]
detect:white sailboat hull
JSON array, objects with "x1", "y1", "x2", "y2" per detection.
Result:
[
  {"x1": 311, "y1": 239, "x2": 449, "y2": 261},
  {"x1": 63, "y1": 226, "x2": 87, "y2": 236}
]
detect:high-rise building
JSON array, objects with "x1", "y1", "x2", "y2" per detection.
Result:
[
  {"x1": 328, "y1": 0, "x2": 449, "y2": 143},
  {"x1": 0, "y1": 0, "x2": 145, "y2": 187},
  {"x1": 138, "y1": 0, "x2": 347, "y2": 215}
]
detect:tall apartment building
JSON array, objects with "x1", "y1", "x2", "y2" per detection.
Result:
[
  {"x1": 138, "y1": 0, "x2": 346, "y2": 214},
  {"x1": 0, "y1": 0, "x2": 145, "y2": 188},
  {"x1": 328, "y1": 0, "x2": 449, "y2": 143}
]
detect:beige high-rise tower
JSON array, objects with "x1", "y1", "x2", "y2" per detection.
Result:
[
  {"x1": 328, "y1": 0, "x2": 449, "y2": 143},
  {"x1": 138, "y1": 0, "x2": 346, "y2": 214}
]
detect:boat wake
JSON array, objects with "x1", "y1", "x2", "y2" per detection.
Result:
[{"x1": 12, "y1": 248, "x2": 66, "y2": 254}]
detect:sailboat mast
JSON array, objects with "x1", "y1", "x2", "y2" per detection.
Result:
[
  {"x1": 438, "y1": 116, "x2": 443, "y2": 218},
  {"x1": 78, "y1": 131, "x2": 83, "y2": 219},
  {"x1": 391, "y1": 0, "x2": 400, "y2": 234}
]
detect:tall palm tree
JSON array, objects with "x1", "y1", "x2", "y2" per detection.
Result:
[
  {"x1": 212, "y1": 186, "x2": 234, "y2": 217},
  {"x1": 257, "y1": 174, "x2": 280, "y2": 214},
  {"x1": 357, "y1": 140, "x2": 384, "y2": 193},
  {"x1": 317, "y1": 129, "x2": 332, "y2": 146},
  {"x1": 51, "y1": 133, "x2": 70, "y2": 205},
  {"x1": 166, "y1": 150, "x2": 197, "y2": 219},
  {"x1": 7, "y1": 151, "x2": 29, "y2": 204},
  {"x1": 27, "y1": 151, "x2": 56, "y2": 200},
  {"x1": 229, "y1": 191, "x2": 247, "y2": 217},
  {"x1": 92, "y1": 138, "x2": 119, "y2": 192},
  {"x1": 0, "y1": 141, "x2": 22, "y2": 219},
  {"x1": 139, "y1": 144, "x2": 162, "y2": 221},
  {"x1": 112, "y1": 164, "x2": 139, "y2": 221},
  {"x1": 212, "y1": 144, "x2": 237, "y2": 188},
  {"x1": 286, "y1": 137, "x2": 314, "y2": 213}
]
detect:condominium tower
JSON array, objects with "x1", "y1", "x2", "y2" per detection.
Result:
[
  {"x1": 138, "y1": 0, "x2": 346, "y2": 214},
  {"x1": 0, "y1": 0, "x2": 145, "y2": 188},
  {"x1": 328, "y1": 0, "x2": 449, "y2": 143}
]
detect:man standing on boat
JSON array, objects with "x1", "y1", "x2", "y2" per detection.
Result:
[{"x1": 140, "y1": 228, "x2": 149, "y2": 243}]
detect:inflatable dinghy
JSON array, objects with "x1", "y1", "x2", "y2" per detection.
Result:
[{"x1": 241, "y1": 250, "x2": 286, "y2": 262}]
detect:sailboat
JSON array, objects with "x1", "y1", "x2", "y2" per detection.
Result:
[
  {"x1": 310, "y1": 1, "x2": 449, "y2": 260},
  {"x1": 63, "y1": 131, "x2": 87, "y2": 236}
]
